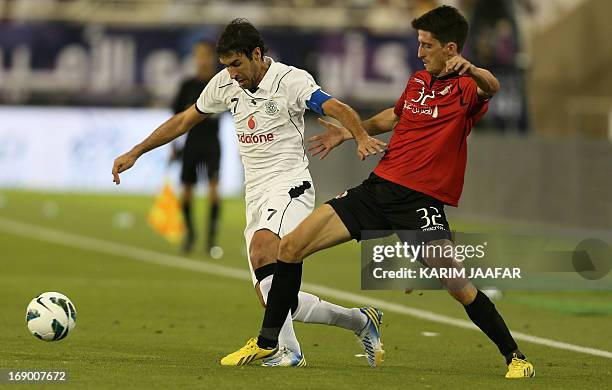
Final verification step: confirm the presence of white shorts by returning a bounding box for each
[244,180,315,285]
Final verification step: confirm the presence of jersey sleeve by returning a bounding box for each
[196,70,229,114]
[286,68,323,110]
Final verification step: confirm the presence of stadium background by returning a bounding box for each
[1,0,611,388]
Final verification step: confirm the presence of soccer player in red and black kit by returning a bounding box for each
[170,41,222,255]
[223,5,535,378]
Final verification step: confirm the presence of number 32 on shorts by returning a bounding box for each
[416,207,443,229]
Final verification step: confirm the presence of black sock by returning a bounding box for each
[254,263,276,283]
[182,200,193,238]
[207,201,220,249]
[464,290,521,364]
[257,260,302,349]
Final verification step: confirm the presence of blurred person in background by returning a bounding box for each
[170,41,222,256]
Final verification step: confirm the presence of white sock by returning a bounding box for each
[293,291,367,333]
[259,275,301,354]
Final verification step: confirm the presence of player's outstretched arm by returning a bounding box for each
[468,66,499,98]
[112,105,209,184]
[362,108,400,136]
[444,55,500,98]
[308,108,397,160]
[319,98,386,161]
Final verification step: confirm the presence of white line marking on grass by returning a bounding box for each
[1,216,611,360]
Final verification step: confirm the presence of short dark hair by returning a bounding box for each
[411,5,469,52]
[216,18,267,60]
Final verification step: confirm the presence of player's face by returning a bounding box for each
[417,30,453,76]
[219,49,263,91]
[193,43,216,75]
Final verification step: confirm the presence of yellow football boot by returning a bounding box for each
[505,355,535,378]
[220,338,277,366]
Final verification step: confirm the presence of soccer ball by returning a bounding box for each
[481,286,504,301]
[26,292,77,341]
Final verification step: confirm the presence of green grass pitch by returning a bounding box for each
[0,190,611,389]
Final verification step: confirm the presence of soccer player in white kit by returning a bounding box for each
[112,19,386,367]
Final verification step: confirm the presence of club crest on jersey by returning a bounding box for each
[247,115,257,130]
[335,191,348,199]
[438,84,452,96]
[264,100,280,116]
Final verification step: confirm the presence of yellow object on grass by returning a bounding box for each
[147,182,184,243]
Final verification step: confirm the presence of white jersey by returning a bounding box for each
[196,57,320,199]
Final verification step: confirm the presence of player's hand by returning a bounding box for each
[355,134,386,161]
[444,55,474,76]
[307,118,349,160]
[112,152,138,185]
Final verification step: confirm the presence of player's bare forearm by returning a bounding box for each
[445,56,500,98]
[468,66,500,97]
[322,98,369,142]
[361,108,399,137]
[309,107,391,160]
[131,105,208,158]
[320,98,386,160]
[338,108,398,141]
[112,105,208,184]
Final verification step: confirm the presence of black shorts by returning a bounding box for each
[327,173,451,243]
[180,144,221,185]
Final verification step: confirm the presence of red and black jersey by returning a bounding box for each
[373,70,489,206]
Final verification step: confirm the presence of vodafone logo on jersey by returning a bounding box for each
[237,132,275,144]
[247,115,257,130]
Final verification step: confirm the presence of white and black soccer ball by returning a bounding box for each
[481,286,504,301]
[26,292,77,341]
